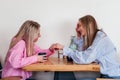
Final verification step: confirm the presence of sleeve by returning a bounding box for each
[8,40,38,68]
[73,37,83,51]
[63,37,104,64]
[34,45,54,57]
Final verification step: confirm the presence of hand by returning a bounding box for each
[76,31,81,39]
[37,56,46,63]
[49,44,57,51]
[55,43,64,50]
[76,24,81,39]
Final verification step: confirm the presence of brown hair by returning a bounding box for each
[79,15,99,50]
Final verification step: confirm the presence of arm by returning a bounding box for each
[8,40,38,68]
[63,36,105,64]
[34,45,54,57]
[63,46,98,64]
[70,36,83,51]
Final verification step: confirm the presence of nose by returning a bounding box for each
[38,33,41,37]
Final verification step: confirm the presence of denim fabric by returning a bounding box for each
[78,78,96,80]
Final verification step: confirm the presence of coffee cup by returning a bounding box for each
[38,52,47,60]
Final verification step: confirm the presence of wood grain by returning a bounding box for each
[22,57,100,72]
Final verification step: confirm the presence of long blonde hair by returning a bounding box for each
[79,15,99,50]
[9,20,40,57]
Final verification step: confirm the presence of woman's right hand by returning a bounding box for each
[55,43,64,50]
[37,56,46,63]
[76,24,81,39]
[49,44,57,51]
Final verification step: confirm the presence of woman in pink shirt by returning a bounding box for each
[2,20,55,80]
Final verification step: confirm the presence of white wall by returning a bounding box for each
[0,0,120,65]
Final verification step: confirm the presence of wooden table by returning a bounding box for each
[23,57,100,80]
[23,57,100,72]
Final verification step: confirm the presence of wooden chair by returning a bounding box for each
[0,76,21,80]
[96,78,120,80]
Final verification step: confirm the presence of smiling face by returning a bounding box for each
[78,15,99,50]
[76,21,86,37]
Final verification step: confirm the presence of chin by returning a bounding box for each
[33,39,38,42]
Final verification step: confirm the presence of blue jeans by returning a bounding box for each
[78,78,96,80]
[100,74,120,79]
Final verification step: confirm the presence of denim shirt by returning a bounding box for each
[63,31,120,77]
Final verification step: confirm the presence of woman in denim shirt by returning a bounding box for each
[55,15,120,79]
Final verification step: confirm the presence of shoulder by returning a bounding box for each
[94,31,107,42]
[91,31,107,47]
[93,31,116,48]
[96,31,106,38]
[11,40,26,49]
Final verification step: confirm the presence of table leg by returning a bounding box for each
[54,71,76,80]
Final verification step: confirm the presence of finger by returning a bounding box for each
[40,59,46,63]
[41,59,47,62]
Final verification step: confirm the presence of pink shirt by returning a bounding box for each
[2,40,54,80]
